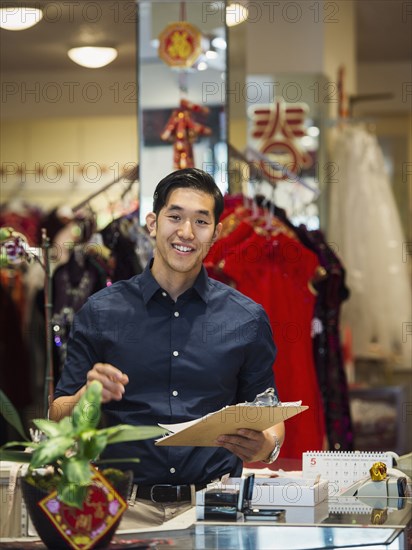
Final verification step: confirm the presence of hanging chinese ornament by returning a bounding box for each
[161,98,211,170]
[158,21,202,68]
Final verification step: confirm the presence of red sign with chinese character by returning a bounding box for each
[38,468,127,550]
[158,22,202,68]
[250,99,312,182]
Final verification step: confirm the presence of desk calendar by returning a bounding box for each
[302,451,395,495]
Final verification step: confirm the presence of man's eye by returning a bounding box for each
[196,219,208,225]
[169,215,180,221]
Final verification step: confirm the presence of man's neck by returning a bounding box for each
[151,263,200,302]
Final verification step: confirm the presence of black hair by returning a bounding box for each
[152,168,224,225]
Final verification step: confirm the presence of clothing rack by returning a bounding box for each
[245,146,320,197]
[228,143,264,183]
[348,93,394,117]
[72,164,139,213]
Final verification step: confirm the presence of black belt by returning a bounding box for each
[135,483,206,503]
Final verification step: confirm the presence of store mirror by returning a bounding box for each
[137,1,228,222]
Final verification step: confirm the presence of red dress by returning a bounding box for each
[205,218,254,284]
[220,225,326,458]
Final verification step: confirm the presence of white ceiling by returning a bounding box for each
[0,0,137,72]
[0,1,410,73]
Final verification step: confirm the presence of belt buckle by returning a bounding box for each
[150,484,179,503]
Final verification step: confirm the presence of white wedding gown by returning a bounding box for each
[328,125,411,369]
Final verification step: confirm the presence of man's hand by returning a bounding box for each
[86,363,129,403]
[215,428,277,463]
[49,363,129,422]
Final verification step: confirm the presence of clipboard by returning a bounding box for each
[155,402,308,447]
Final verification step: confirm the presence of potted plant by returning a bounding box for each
[0,381,165,549]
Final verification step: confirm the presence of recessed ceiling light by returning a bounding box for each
[0,6,43,31]
[205,49,218,60]
[307,126,320,137]
[211,37,227,50]
[226,3,248,27]
[67,47,118,69]
[197,61,208,71]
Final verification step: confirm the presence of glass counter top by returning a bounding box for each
[116,524,406,550]
[116,496,411,550]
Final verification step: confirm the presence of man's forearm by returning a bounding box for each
[266,421,285,447]
[49,387,86,421]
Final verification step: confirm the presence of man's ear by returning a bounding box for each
[211,222,223,244]
[146,212,157,237]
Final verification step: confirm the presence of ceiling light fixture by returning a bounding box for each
[0,6,43,31]
[226,2,248,27]
[205,48,218,60]
[211,36,227,50]
[196,61,208,71]
[67,47,118,69]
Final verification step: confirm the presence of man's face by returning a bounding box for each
[146,187,222,279]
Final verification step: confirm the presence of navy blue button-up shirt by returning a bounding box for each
[54,262,277,485]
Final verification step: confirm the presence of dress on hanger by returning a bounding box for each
[296,226,353,451]
[206,203,327,458]
[52,250,108,377]
[328,126,412,368]
[100,215,150,281]
[222,227,326,458]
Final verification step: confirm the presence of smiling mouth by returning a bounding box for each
[172,244,194,253]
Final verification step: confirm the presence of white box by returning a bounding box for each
[197,477,328,509]
[250,477,328,507]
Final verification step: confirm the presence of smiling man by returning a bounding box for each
[50,168,284,527]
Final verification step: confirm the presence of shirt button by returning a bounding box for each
[174,311,180,317]
[172,390,178,396]
[173,350,179,357]
[170,467,176,474]
[162,291,167,297]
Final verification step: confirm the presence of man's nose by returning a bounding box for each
[178,220,194,239]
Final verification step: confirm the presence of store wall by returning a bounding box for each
[1,115,137,210]
[1,69,137,119]
[245,1,356,97]
[357,62,411,115]
[0,67,138,210]
[356,60,412,243]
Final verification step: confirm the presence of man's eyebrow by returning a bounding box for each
[166,204,212,217]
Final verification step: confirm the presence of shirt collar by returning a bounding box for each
[140,259,210,304]
[192,265,210,303]
[140,259,161,305]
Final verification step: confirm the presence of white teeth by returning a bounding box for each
[173,244,192,252]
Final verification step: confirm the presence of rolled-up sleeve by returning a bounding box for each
[236,304,277,403]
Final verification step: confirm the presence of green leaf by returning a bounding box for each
[0,440,37,450]
[0,450,32,462]
[64,458,92,485]
[32,417,73,438]
[80,432,108,460]
[58,481,88,509]
[72,381,102,432]
[30,436,73,468]
[0,389,27,440]
[102,425,166,444]
[58,416,75,435]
